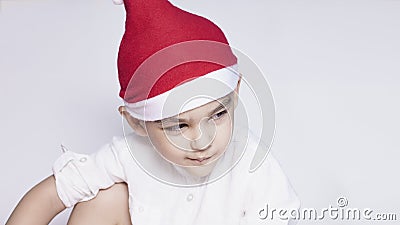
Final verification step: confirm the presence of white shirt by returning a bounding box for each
[53,126,300,225]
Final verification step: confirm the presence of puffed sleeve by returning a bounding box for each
[244,152,301,225]
[52,137,127,208]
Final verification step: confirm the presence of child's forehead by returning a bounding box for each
[154,93,233,123]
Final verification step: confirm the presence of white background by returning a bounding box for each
[1,0,399,224]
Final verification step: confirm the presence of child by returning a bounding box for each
[6,0,300,224]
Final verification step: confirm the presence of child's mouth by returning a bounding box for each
[186,155,214,165]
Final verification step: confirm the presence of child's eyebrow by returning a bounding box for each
[154,97,232,124]
[209,97,232,116]
[155,117,185,124]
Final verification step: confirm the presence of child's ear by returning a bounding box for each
[118,106,148,136]
[233,75,242,108]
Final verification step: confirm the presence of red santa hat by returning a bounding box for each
[114,0,240,121]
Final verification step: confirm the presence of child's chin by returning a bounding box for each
[184,161,217,178]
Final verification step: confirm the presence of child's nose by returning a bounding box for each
[189,118,216,151]
[190,134,212,151]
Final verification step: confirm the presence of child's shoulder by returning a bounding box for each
[231,125,272,172]
[108,132,150,154]
[233,125,295,187]
[236,128,301,211]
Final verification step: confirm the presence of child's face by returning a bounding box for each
[146,92,235,166]
[120,88,239,177]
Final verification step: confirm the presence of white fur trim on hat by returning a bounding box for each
[124,64,240,121]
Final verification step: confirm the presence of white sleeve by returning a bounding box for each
[244,152,301,225]
[52,138,127,208]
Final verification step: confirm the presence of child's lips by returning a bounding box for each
[186,155,214,165]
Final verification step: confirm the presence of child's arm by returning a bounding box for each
[6,137,127,224]
[6,175,65,225]
[67,183,131,225]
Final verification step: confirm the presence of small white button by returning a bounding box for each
[79,157,87,162]
[186,194,194,202]
[138,206,144,213]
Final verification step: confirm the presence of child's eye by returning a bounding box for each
[163,123,188,132]
[211,110,227,120]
